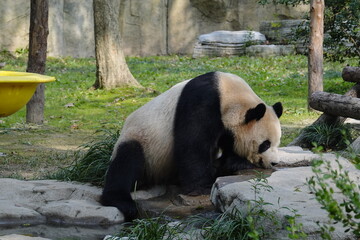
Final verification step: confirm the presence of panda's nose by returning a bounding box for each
[271,162,278,167]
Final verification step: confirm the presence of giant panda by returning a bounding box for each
[101,71,283,221]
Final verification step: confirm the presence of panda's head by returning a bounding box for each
[225,102,283,168]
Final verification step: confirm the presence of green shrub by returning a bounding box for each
[113,216,186,240]
[301,123,352,151]
[258,0,360,64]
[308,156,360,239]
[48,129,119,186]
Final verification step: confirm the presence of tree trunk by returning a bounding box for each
[93,0,141,89]
[288,83,360,147]
[342,67,360,83]
[308,0,324,109]
[26,0,49,124]
[309,91,360,119]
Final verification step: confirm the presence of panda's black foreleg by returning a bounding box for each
[174,137,218,195]
[101,140,145,221]
[214,131,257,176]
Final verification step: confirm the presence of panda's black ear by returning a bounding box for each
[245,103,266,124]
[273,102,283,118]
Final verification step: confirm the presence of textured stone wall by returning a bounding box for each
[0,0,307,57]
[0,0,95,58]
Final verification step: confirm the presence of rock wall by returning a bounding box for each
[0,0,307,57]
[0,0,95,58]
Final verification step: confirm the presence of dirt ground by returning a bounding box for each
[0,124,305,181]
[0,125,92,179]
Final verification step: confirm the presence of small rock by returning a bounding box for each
[246,44,296,57]
[131,185,166,200]
[64,103,75,108]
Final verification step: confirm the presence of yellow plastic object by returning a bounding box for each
[0,71,55,117]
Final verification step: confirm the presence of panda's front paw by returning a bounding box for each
[101,194,138,222]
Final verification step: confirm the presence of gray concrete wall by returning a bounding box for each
[0,0,307,57]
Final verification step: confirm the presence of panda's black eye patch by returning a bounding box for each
[258,140,271,153]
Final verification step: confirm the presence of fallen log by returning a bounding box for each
[342,66,360,83]
[309,91,360,119]
[288,83,360,147]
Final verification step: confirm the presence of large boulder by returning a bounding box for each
[193,30,266,58]
[211,147,359,239]
[0,179,123,226]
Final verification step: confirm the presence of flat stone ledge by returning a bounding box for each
[0,179,124,227]
[0,235,51,240]
[198,30,266,45]
[211,147,360,239]
[193,30,266,58]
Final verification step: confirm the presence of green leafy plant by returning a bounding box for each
[258,0,360,63]
[301,123,352,151]
[113,216,185,240]
[308,157,360,238]
[48,129,119,186]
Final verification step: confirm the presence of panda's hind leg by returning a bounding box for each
[101,140,145,221]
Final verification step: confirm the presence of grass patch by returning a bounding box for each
[301,123,353,151]
[47,129,119,186]
[0,52,357,179]
[1,54,355,132]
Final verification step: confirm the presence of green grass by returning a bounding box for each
[1,54,355,133]
[0,52,357,158]
[301,123,353,151]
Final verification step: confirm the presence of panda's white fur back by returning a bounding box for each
[112,71,281,180]
[103,71,283,220]
[113,80,190,182]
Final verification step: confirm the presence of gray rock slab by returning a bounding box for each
[260,19,308,43]
[211,147,359,239]
[0,235,51,240]
[193,30,266,58]
[0,224,124,240]
[193,42,246,58]
[0,200,45,226]
[0,179,123,227]
[277,146,318,167]
[37,199,122,225]
[246,44,296,57]
[198,30,266,45]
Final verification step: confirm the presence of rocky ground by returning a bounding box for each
[0,147,358,240]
